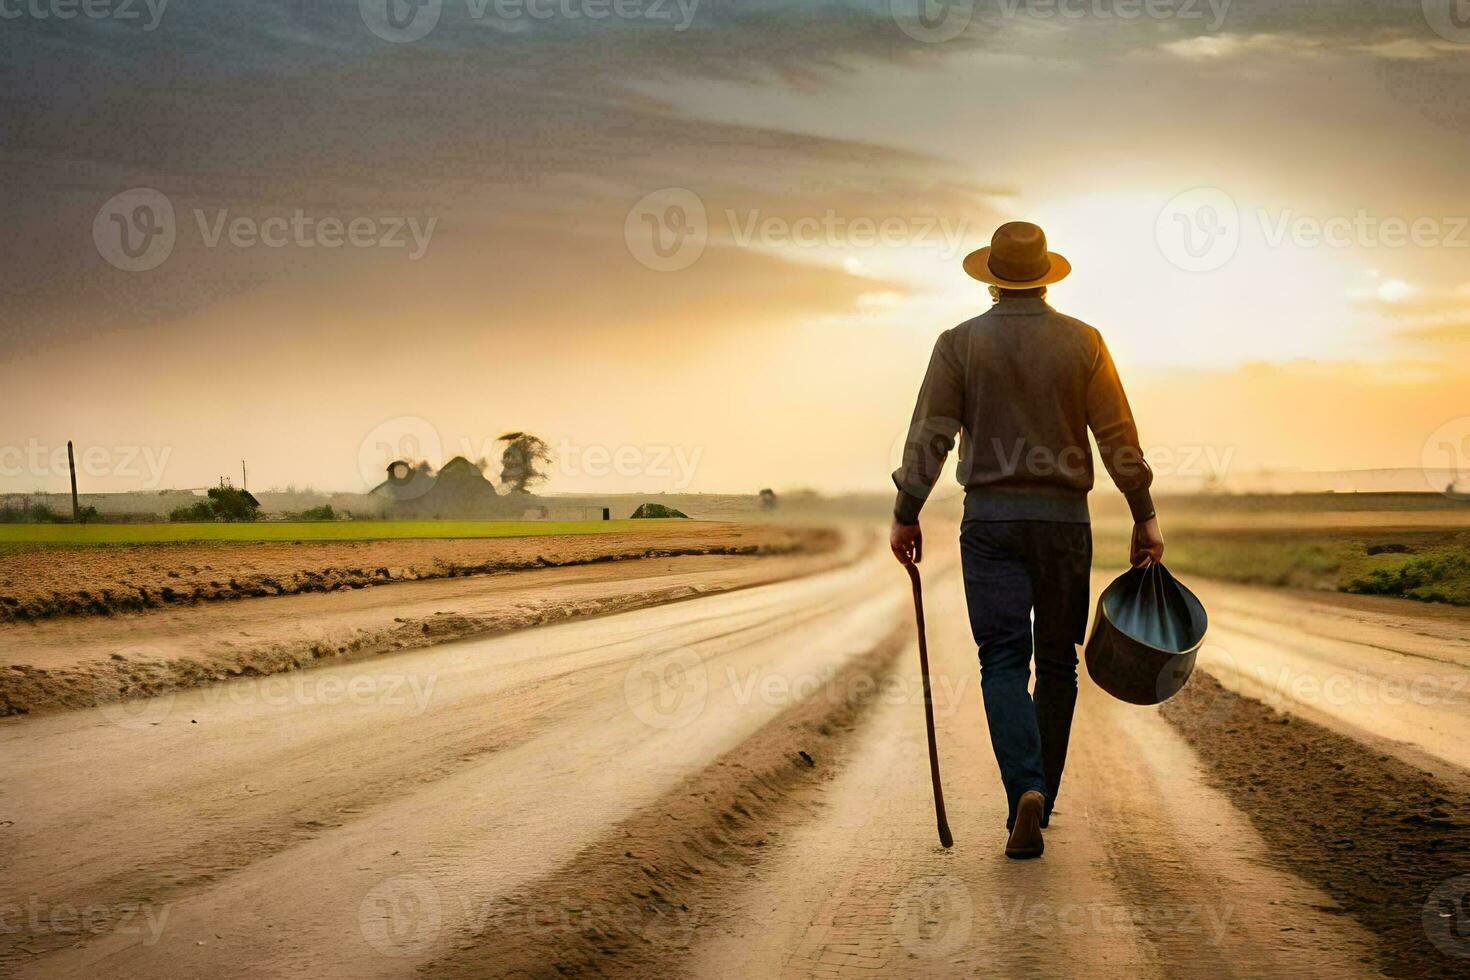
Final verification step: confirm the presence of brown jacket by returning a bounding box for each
[892,296,1154,525]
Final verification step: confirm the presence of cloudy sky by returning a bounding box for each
[2,0,1468,495]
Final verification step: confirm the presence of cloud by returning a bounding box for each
[1398,321,1470,344]
[1160,32,1324,60]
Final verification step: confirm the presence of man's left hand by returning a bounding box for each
[890,520,922,565]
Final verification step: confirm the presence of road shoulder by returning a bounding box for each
[0,525,856,719]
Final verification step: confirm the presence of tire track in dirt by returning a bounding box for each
[417,625,911,979]
[1161,672,1470,979]
[0,586,873,969]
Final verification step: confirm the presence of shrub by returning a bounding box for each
[170,501,215,522]
[1344,553,1470,606]
[0,501,63,523]
[298,504,335,521]
[630,502,689,519]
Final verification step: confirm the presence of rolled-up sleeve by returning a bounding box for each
[1086,334,1155,522]
[891,332,964,524]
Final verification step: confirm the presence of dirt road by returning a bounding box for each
[2,533,1464,977]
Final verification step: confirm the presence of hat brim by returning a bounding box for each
[963,247,1072,288]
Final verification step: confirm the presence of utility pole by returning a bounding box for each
[67,441,80,521]
[241,460,247,492]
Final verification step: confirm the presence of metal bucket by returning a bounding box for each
[1085,564,1208,705]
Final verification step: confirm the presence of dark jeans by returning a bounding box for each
[959,520,1092,828]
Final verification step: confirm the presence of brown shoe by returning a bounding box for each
[1005,790,1046,859]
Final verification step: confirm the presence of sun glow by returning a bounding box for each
[1023,191,1375,368]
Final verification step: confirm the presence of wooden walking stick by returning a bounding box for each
[904,562,954,849]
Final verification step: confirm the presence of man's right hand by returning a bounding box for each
[1130,516,1164,567]
[890,520,922,566]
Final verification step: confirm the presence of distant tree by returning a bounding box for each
[171,484,260,522]
[208,484,261,521]
[498,432,552,494]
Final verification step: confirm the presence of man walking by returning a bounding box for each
[889,221,1164,859]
